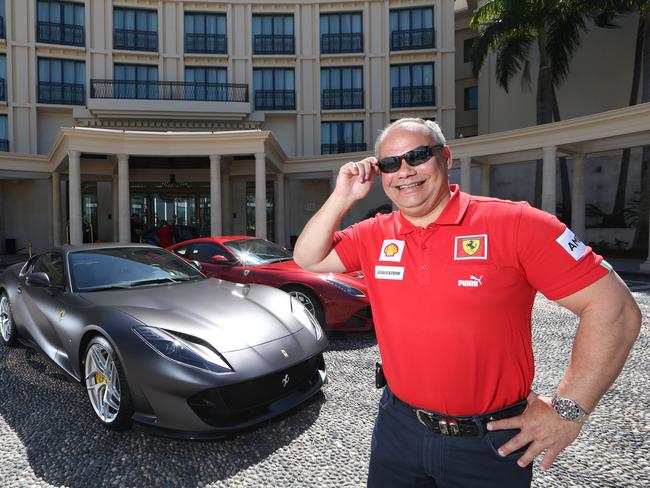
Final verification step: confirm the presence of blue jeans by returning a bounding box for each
[367,388,533,488]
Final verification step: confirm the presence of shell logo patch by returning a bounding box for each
[454,234,488,260]
[379,239,405,262]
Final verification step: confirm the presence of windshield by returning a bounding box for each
[69,247,205,292]
[223,239,293,266]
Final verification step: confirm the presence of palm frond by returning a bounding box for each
[546,10,588,86]
[496,35,535,92]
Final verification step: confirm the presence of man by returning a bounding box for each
[293,118,641,487]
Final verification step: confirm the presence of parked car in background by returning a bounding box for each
[168,236,373,332]
[0,244,327,438]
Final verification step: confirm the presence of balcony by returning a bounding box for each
[321,33,363,54]
[321,89,364,110]
[0,139,8,152]
[391,28,435,51]
[321,143,367,155]
[38,82,85,105]
[254,90,295,110]
[0,79,5,101]
[87,79,251,120]
[114,29,157,52]
[391,85,434,108]
[37,21,85,46]
[0,17,5,39]
[253,35,295,55]
[185,33,227,54]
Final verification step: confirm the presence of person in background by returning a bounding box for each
[293,118,641,487]
[156,220,175,248]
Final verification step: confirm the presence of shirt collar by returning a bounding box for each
[396,184,470,234]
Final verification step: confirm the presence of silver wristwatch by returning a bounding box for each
[551,395,590,424]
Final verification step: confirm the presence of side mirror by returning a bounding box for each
[210,255,230,265]
[26,272,52,287]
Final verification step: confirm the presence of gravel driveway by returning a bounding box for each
[0,292,648,488]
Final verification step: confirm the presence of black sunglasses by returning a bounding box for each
[377,145,445,173]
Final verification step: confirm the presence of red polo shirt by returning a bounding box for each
[333,185,609,415]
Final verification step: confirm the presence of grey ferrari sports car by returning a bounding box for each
[0,244,327,438]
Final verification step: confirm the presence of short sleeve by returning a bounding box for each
[333,224,362,272]
[516,204,609,300]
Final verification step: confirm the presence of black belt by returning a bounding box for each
[395,395,527,437]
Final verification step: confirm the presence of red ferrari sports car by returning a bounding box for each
[167,236,373,332]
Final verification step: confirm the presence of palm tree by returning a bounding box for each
[594,2,649,250]
[470,0,594,219]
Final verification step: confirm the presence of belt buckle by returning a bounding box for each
[416,410,459,436]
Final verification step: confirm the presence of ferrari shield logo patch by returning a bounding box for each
[454,235,488,260]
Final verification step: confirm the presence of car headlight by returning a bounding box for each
[133,326,233,374]
[290,297,323,340]
[323,277,366,297]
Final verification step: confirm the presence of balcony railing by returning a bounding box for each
[391,85,435,108]
[38,82,85,105]
[114,29,158,52]
[321,143,367,155]
[391,28,435,51]
[321,33,363,54]
[253,35,295,54]
[0,139,8,152]
[254,90,295,110]
[185,33,227,54]
[321,89,364,110]
[0,17,5,39]
[90,79,249,102]
[0,79,5,101]
[37,21,85,46]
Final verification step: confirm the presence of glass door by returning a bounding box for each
[245,181,274,241]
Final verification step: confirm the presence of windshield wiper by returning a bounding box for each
[128,277,177,287]
[82,284,131,292]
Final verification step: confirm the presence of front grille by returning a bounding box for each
[188,353,325,426]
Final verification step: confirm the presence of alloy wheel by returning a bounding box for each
[0,295,13,343]
[84,343,122,424]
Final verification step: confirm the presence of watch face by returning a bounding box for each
[555,398,581,420]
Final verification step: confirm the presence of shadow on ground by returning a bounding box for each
[0,343,325,488]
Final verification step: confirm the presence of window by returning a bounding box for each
[0,55,5,101]
[0,115,8,152]
[321,121,365,154]
[114,63,158,99]
[186,243,235,264]
[38,58,85,105]
[0,0,5,39]
[184,12,226,53]
[464,86,478,111]
[252,14,294,54]
[321,67,363,109]
[389,7,434,50]
[253,68,295,110]
[320,12,363,53]
[390,63,434,107]
[37,0,85,46]
[185,67,227,101]
[114,8,157,52]
[31,252,65,288]
[464,37,477,64]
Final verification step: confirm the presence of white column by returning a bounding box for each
[460,157,471,193]
[210,154,222,236]
[112,173,119,241]
[276,173,285,246]
[330,170,338,193]
[222,173,231,235]
[255,152,267,239]
[52,172,61,246]
[542,145,557,214]
[571,153,586,239]
[642,213,650,272]
[117,153,130,243]
[68,150,82,245]
[480,164,490,196]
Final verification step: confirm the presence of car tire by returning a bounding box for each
[0,292,18,347]
[83,336,134,431]
[284,286,325,328]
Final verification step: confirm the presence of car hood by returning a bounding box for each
[256,259,367,289]
[81,278,301,353]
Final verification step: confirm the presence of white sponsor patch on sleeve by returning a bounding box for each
[375,266,405,280]
[555,228,588,261]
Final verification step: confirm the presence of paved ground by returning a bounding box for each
[0,285,648,488]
